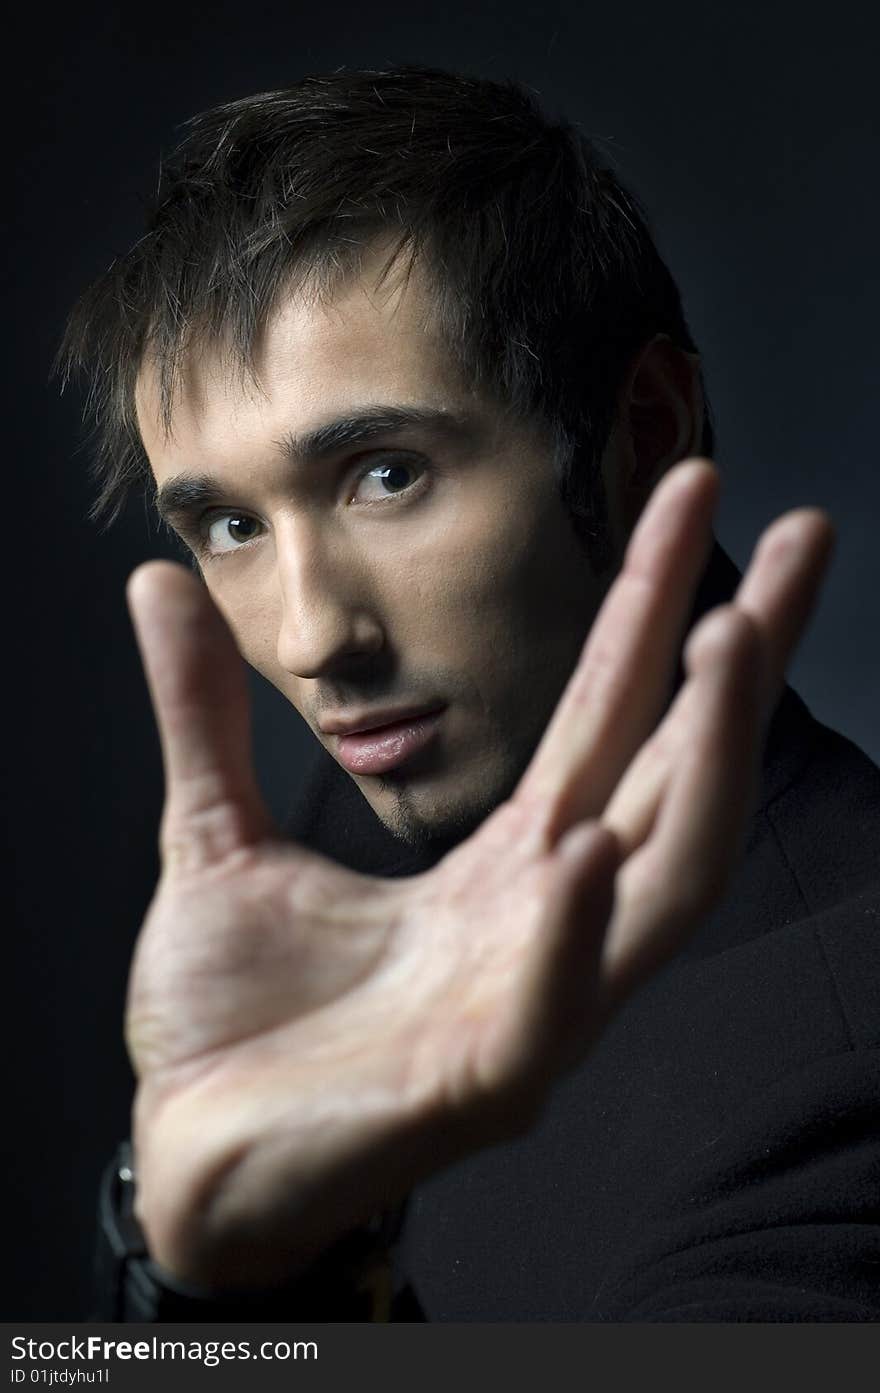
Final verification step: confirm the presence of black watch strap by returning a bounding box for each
[94,1142,398,1321]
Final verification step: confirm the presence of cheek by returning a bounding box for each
[207,580,292,691]
[390,492,587,653]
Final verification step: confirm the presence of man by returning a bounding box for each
[58,66,879,1320]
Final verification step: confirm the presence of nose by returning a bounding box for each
[273,516,385,679]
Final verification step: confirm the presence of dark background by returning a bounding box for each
[8,0,879,1319]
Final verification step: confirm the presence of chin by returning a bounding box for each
[375,765,517,851]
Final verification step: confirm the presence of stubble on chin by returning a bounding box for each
[373,782,469,850]
[375,759,521,853]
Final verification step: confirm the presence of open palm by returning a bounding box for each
[125,459,833,1289]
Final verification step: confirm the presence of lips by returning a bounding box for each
[332,707,445,776]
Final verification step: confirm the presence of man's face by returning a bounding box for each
[137,250,620,844]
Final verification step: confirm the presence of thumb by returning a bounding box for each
[127,560,273,873]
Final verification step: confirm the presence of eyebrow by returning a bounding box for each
[153,404,479,527]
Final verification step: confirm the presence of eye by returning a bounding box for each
[202,512,263,556]
[351,457,426,504]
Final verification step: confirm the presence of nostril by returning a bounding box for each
[276,613,388,681]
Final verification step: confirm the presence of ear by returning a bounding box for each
[604,334,706,544]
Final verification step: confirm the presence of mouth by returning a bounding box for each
[328,706,447,776]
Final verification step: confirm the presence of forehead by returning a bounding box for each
[135,249,482,475]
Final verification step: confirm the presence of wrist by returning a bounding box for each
[97,1143,400,1321]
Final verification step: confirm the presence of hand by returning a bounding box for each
[123,458,833,1290]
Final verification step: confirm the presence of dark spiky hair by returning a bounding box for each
[55,65,713,572]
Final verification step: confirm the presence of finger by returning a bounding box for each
[597,712,673,860]
[531,821,624,1070]
[516,458,720,845]
[596,507,835,863]
[734,507,835,727]
[476,822,622,1094]
[127,560,273,872]
[598,607,763,1012]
